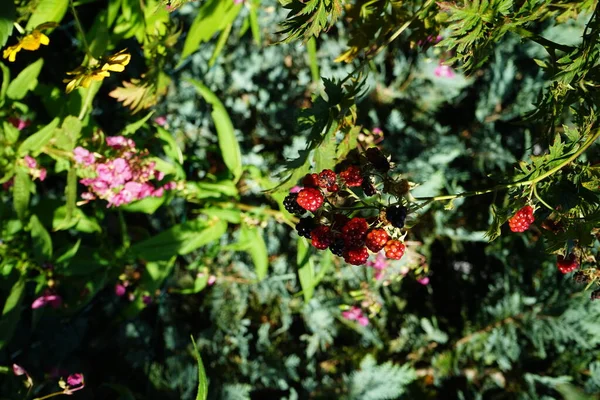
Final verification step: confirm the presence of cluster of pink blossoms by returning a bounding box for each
[23,155,47,181]
[73,136,176,207]
[342,306,369,326]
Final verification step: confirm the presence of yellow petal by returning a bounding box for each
[2,44,21,62]
[39,33,50,46]
[65,79,77,94]
[103,63,125,72]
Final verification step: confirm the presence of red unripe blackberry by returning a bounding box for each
[342,217,369,249]
[296,217,315,239]
[343,247,369,265]
[283,193,305,216]
[508,205,535,232]
[318,169,337,189]
[557,253,578,274]
[365,229,389,252]
[362,178,377,196]
[384,240,406,260]
[340,165,363,187]
[328,183,339,192]
[386,205,407,229]
[296,188,324,212]
[311,226,333,250]
[302,173,319,188]
[330,238,345,256]
[365,147,390,172]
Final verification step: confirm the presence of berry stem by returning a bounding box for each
[532,185,554,211]
[70,0,94,61]
[414,128,600,204]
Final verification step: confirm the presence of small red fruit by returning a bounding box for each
[508,205,535,232]
[340,165,363,187]
[344,247,369,265]
[311,226,333,250]
[296,188,324,212]
[557,253,578,274]
[384,240,406,260]
[302,173,319,188]
[365,229,389,252]
[342,217,369,249]
[318,169,337,189]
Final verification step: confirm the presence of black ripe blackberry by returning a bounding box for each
[296,217,316,239]
[573,271,589,284]
[283,193,304,216]
[362,178,377,196]
[386,204,407,228]
[329,238,345,256]
[592,289,600,301]
[365,147,390,173]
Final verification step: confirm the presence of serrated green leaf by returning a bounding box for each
[17,117,59,156]
[191,336,208,400]
[187,79,242,182]
[30,214,53,262]
[122,110,154,135]
[7,58,44,100]
[13,167,31,221]
[26,0,68,30]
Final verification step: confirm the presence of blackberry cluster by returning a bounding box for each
[508,205,535,232]
[282,146,414,267]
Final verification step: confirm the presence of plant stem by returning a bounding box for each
[70,0,94,60]
[414,128,600,204]
[13,22,25,34]
[78,85,95,120]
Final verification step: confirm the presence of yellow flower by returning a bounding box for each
[2,23,56,62]
[64,49,131,93]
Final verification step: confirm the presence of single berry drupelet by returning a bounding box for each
[557,253,578,274]
[508,205,535,232]
[365,147,390,172]
[330,237,345,256]
[318,169,337,189]
[302,173,320,188]
[384,240,406,260]
[342,217,369,249]
[386,204,407,228]
[283,193,304,216]
[340,165,363,187]
[344,247,369,265]
[365,229,389,252]
[311,226,333,250]
[592,290,600,301]
[296,188,324,212]
[362,178,377,196]
[296,217,316,239]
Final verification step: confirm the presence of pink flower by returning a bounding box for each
[73,147,96,166]
[66,373,84,387]
[234,0,244,4]
[418,34,442,46]
[367,252,388,280]
[207,275,217,285]
[342,306,369,326]
[372,128,383,135]
[290,186,302,194]
[31,294,62,309]
[12,364,27,376]
[9,117,30,131]
[24,155,37,168]
[38,168,47,182]
[154,116,167,126]
[3,178,14,190]
[106,136,134,149]
[417,277,430,285]
[163,181,177,190]
[434,64,455,78]
[142,295,152,305]
[115,283,126,297]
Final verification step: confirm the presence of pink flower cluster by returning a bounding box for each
[23,155,47,181]
[342,306,369,326]
[74,136,176,207]
[366,252,388,280]
[31,293,62,309]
